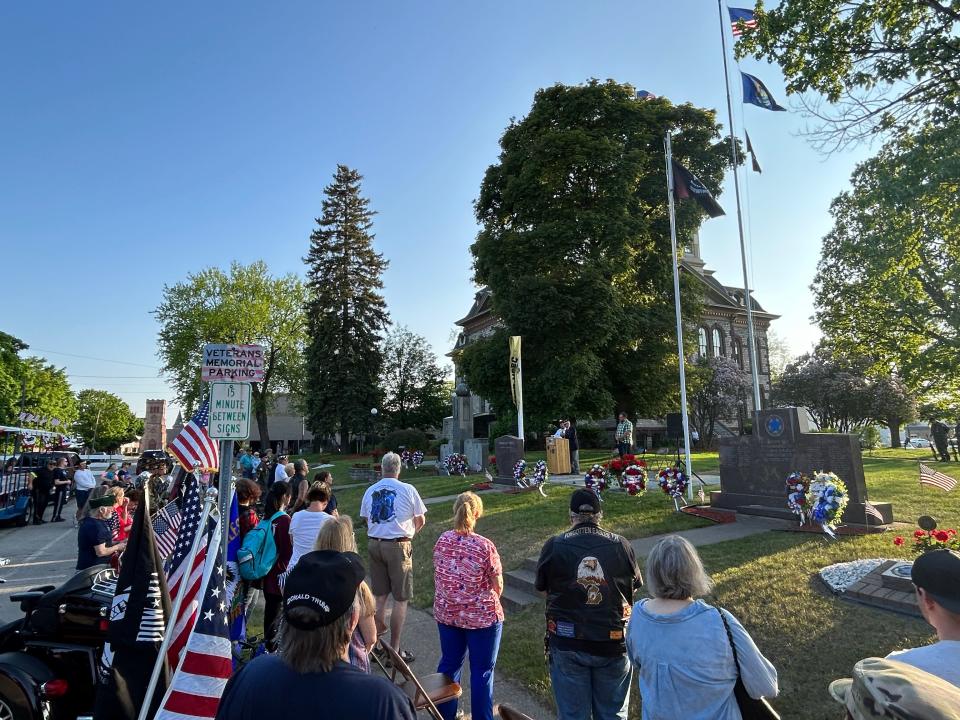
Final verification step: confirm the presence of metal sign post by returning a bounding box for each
[203,347,261,563]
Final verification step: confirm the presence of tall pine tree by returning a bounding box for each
[303,165,389,450]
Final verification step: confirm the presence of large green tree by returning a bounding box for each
[813,122,960,395]
[154,261,307,448]
[20,357,76,428]
[739,0,960,148]
[303,165,389,448]
[462,80,730,431]
[380,327,450,431]
[75,389,143,451]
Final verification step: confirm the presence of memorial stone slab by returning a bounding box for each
[439,443,452,474]
[464,437,488,473]
[494,435,524,485]
[713,408,893,525]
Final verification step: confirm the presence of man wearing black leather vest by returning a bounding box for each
[535,489,642,720]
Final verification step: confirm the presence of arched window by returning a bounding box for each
[712,328,722,358]
[732,339,743,369]
[698,328,708,357]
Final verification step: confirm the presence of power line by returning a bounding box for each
[68,374,159,379]
[27,348,161,370]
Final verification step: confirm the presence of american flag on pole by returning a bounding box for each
[152,499,182,560]
[728,7,758,37]
[165,474,211,670]
[167,400,219,472]
[920,463,958,492]
[155,536,232,720]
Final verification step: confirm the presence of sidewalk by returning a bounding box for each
[382,511,790,719]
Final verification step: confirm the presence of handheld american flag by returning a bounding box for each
[152,498,182,560]
[165,474,213,670]
[168,400,219,472]
[728,7,757,37]
[156,533,233,720]
[920,463,957,492]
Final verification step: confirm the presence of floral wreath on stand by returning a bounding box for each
[657,466,688,511]
[444,453,468,477]
[513,459,527,486]
[401,449,412,468]
[785,472,811,525]
[808,471,849,537]
[584,464,608,498]
[411,450,424,469]
[622,463,647,496]
[531,460,549,496]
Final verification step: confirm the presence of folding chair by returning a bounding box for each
[497,703,539,720]
[379,640,461,720]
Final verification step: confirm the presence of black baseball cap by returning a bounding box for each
[912,549,960,613]
[570,488,601,514]
[283,550,366,629]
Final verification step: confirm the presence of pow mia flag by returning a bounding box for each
[95,492,173,720]
[671,160,725,218]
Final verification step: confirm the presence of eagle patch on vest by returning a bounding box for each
[576,556,606,605]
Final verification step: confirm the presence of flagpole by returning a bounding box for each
[717,0,762,415]
[664,132,695,502]
[138,485,217,720]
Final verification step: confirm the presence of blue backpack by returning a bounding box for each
[237,511,286,581]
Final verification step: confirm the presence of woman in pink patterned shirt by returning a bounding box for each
[433,491,504,720]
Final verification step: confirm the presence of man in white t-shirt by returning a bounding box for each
[360,452,427,663]
[887,549,960,687]
[273,455,289,486]
[73,459,97,523]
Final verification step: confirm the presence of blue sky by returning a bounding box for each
[0,1,871,419]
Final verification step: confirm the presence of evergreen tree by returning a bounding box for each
[303,165,389,449]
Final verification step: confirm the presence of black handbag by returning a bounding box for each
[717,608,780,720]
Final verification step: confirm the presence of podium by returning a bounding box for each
[546,436,571,474]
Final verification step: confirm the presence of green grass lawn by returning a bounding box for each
[267,446,959,719]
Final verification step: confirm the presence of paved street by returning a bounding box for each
[0,503,80,625]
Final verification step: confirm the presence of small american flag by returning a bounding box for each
[864,501,884,524]
[168,400,219,472]
[107,510,121,541]
[920,463,957,492]
[165,475,211,670]
[728,7,758,37]
[152,499,182,559]
[156,541,232,720]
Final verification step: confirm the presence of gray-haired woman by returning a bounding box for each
[625,535,778,720]
[76,486,126,571]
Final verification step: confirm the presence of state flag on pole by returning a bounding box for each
[94,493,172,720]
[742,72,787,111]
[745,130,762,173]
[672,160,725,218]
[728,7,758,37]
[167,400,219,472]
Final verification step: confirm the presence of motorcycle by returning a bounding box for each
[0,566,114,719]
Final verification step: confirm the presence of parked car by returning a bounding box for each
[906,437,932,449]
[12,452,82,479]
[135,450,175,475]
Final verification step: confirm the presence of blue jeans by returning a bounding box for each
[549,648,631,720]
[436,621,502,720]
[617,443,631,458]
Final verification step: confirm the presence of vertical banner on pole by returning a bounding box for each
[509,336,524,443]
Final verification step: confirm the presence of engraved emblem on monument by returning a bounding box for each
[765,414,784,438]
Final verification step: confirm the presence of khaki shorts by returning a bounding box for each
[368,539,414,601]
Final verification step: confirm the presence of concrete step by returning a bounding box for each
[521,556,538,574]
[500,584,540,613]
[504,567,538,596]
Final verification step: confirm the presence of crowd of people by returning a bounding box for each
[52,446,960,719]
